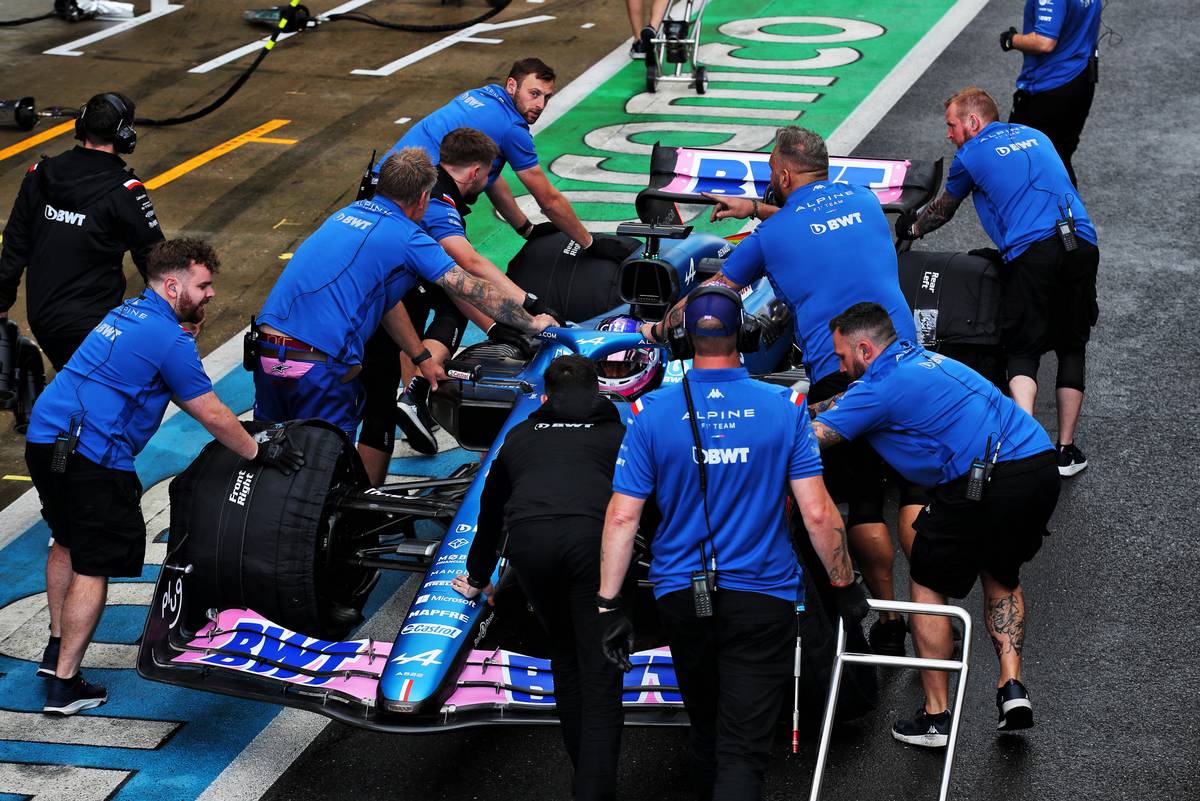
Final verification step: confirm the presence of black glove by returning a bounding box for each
[252,425,305,475]
[584,233,637,263]
[486,321,530,347]
[831,581,870,629]
[968,247,1003,263]
[895,211,919,241]
[1000,26,1018,52]
[526,221,560,240]
[598,608,634,672]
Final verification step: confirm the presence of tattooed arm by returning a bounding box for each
[639,271,743,344]
[810,419,847,449]
[808,393,842,419]
[789,476,854,586]
[435,265,553,335]
[911,192,965,238]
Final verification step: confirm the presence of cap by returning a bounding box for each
[685,288,742,337]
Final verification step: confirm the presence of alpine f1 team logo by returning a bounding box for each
[446,538,470,549]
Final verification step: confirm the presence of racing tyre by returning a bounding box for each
[694,65,708,95]
[167,419,378,640]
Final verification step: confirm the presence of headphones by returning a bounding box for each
[666,283,762,360]
[74,93,137,155]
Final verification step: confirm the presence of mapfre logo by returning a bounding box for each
[44,204,86,226]
[809,212,862,235]
[692,446,750,465]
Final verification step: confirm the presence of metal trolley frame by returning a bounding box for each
[810,599,973,801]
[644,0,709,94]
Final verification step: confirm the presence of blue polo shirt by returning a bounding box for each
[420,171,470,242]
[946,121,1097,261]
[817,341,1052,487]
[722,181,918,384]
[378,84,539,188]
[1017,0,1101,93]
[257,196,455,365]
[612,368,822,602]
[26,291,213,471]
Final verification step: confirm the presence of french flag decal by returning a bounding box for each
[789,390,806,406]
[631,399,644,417]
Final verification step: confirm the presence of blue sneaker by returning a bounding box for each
[43,674,107,716]
[892,707,951,748]
[996,678,1033,731]
[36,637,60,678]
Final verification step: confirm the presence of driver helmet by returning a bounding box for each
[595,314,662,400]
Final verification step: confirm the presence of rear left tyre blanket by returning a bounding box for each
[506,232,639,323]
[167,419,376,640]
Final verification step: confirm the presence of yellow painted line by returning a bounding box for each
[254,137,298,145]
[2,475,32,482]
[145,119,294,191]
[0,121,76,164]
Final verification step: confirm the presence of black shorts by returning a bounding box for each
[358,281,467,452]
[26,441,145,578]
[910,451,1059,598]
[1002,237,1100,360]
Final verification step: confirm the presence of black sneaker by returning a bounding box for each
[996,678,1033,731]
[37,637,60,678]
[396,376,438,455]
[43,673,107,716]
[869,616,908,657]
[629,37,646,59]
[1056,442,1087,477]
[892,707,951,748]
[640,26,657,69]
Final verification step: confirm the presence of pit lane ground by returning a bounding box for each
[0,0,1197,799]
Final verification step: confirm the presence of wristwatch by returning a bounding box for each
[411,348,433,366]
[595,593,622,610]
[467,575,489,590]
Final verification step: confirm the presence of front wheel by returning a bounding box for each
[694,65,708,95]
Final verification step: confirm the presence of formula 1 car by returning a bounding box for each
[138,145,995,733]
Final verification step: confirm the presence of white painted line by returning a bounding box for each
[43,3,182,57]
[827,0,989,154]
[352,15,555,77]
[533,40,632,134]
[0,763,130,801]
[581,22,595,29]
[0,709,180,749]
[190,0,377,74]
[395,116,412,125]
[707,72,835,86]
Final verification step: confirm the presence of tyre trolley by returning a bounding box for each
[810,599,973,801]
[643,0,709,94]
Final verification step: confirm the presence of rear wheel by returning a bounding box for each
[646,60,658,94]
[694,65,708,95]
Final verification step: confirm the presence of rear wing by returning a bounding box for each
[635,143,942,225]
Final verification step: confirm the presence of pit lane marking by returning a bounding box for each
[0,709,180,750]
[0,121,75,164]
[144,120,297,191]
[42,0,184,58]
[351,15,555,77]
[0,762,131,801]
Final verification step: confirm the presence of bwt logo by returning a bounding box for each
[692,447,750,465]
[454,523,477,534]
[44,204,86,226]
[336,213,372,230]
[809,212,862,235]
[995,139,1038,157]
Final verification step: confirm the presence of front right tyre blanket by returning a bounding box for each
[505,232,640,323]
[167,419,377,641]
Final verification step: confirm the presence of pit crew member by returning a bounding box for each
[901,87,1100,477]
[600,286,866,800]
[377,58,631,262]
[1000,0,1102,185]
[0,92,163,370]
[25,239,303,715]
[812,302,1059,746]
[677,125,923,657]
[358,128,548,474]
[454,355,625,801]
[253,148,555,440]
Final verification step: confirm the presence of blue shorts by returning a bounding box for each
[252,356,364,440]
